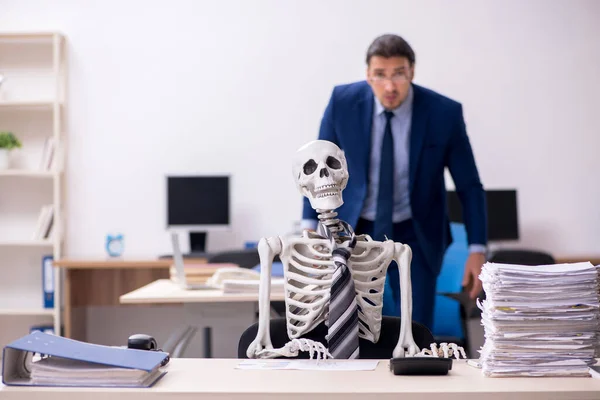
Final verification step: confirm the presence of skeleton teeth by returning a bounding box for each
[316,191,339,198]
[315,184,339,192]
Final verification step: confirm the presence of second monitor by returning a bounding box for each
[166,175,230,254]
[446,189,519,241]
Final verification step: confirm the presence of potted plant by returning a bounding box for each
[0,132,22,169]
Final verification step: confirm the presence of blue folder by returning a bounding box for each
[2,331,168,387]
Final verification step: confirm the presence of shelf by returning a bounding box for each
[0,240,53,247]
[0,308,54,316]
[0,170,55,178]
[0,32,63,42]
[0,101,57,110]
[0,31,65,339]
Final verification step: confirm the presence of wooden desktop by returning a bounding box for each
[2,358,600,399]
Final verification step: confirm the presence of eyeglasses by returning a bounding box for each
[369,72,409,84]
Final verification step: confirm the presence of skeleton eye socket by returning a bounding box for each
[303,159,318,175]
[326,156,341,169]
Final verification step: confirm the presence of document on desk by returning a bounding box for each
[236,360,379,371]
[478,261,600,377]
[221,278,285,294]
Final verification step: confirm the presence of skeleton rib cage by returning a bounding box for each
[280,232,395,344]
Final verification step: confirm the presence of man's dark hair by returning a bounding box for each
[366,34,415,66]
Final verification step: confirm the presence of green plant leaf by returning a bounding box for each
[0,132,22,150]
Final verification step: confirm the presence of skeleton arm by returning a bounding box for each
[246,236,282,358]
[392,243,419,358]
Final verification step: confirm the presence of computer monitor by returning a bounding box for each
[166,175,230,253]
[446,189,519,241]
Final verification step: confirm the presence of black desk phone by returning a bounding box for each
[389,357,453,375]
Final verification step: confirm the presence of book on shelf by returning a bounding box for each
[39,137,55,171]
[42,255,54,308]
[32,205,54,240]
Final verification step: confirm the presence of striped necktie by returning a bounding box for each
[317,222,359,359]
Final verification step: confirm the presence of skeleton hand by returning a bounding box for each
[257,339,332,360]
[246,335,274,359]
[414,342,467,359]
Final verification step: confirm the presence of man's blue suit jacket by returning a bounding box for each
[302,81,487,275]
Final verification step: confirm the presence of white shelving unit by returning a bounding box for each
[0,32,66,347]
[0,170,56,177]
[0,101,55,109]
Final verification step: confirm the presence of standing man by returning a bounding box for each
[302,34,487,330]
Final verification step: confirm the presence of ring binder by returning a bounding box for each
[2,331,169,387]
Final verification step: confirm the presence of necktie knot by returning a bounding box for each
[384,110,394,122]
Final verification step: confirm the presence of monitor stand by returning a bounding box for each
[158,231,209,260]
[189,232,207,253]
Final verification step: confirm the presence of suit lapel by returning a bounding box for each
[356,90,374,183]
[409,84,429,191]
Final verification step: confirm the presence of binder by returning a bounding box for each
[42,255,54,309]
[2,331,168,387]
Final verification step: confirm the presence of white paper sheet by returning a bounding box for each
[235,359,379,371]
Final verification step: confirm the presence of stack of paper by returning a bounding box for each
[478,261,600,377]
[29,356,163,387]
[169,263,235,284]
[221,278,285,294]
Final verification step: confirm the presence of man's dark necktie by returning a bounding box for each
[373,110,395,241]
[317,221,359,359]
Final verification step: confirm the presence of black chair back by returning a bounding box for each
[206,249,260,269]
[488,249,555,266]
[207,249,284,269]
[238,316,435,359]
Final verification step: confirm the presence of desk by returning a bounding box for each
[53,260,184,340]
[555,256,600,265]
[2,358,600,400]
[120,279,286,358]
[119,278,285,304]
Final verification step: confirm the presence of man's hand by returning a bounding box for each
[462,253,486,299]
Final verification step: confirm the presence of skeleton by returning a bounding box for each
[246,140,464,360]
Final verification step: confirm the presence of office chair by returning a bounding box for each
[238,316,435,359]
[206,249,261,269]
[206,248,283,269]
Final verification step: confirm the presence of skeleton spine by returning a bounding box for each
[316,209,343,239]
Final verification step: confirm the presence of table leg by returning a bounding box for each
[182,302,256,358]
[203,327,212,358]
[63,269,71,338]
[168,326,198,357]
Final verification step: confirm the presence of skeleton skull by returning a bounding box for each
[292,140,349,210]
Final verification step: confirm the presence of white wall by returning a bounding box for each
[1,0,599,354]
[2,0,599,257]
